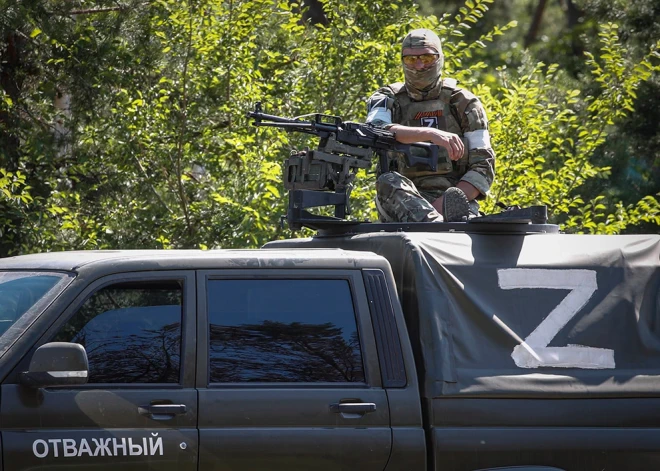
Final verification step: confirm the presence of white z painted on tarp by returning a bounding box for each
[498,268,615,369]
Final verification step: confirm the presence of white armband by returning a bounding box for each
[464,129,491,149]
[366,107,392,125]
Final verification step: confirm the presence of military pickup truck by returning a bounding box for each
[0,229,658,471]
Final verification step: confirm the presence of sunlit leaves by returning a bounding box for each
[2,0,658,256]
[480,21,660,233]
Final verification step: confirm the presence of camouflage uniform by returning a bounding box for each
[367,30,496,222]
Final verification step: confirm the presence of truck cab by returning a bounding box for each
[0,249,421,470]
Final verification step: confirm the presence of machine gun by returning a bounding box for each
[247,103,440,230]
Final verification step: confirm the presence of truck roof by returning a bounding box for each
[0,248,388,274]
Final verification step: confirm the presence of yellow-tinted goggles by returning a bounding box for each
[402,53,439,66]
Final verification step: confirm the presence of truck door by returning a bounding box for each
[0,271,198,471]
[197,269,392,471]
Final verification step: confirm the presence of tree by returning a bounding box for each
[0,0,657,256]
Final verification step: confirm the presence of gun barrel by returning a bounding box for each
[247,111,303,124]
[254,122,315,130]
[251,120,340,136]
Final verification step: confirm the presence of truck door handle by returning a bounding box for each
[138,404,187,417]
[329,402,376,414]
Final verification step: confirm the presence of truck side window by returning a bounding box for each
[52,281,183,384]
[208,279,365,383]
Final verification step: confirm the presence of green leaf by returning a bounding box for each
[266,184,280,198]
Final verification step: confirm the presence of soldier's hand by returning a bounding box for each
[430,129,464,161]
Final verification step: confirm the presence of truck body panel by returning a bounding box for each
[0,232,657,470]
[266,232,660,470]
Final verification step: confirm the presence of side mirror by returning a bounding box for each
[19,342,89,388]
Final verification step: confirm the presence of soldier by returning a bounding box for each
[366,28,495,222]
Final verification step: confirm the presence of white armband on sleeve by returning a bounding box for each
[464,129,491,149]
[366,107,392,125]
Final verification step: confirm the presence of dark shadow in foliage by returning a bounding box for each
[292,0,329,26]
[209,320,364,383]
[53,283,183,384]
[0,32,25,172]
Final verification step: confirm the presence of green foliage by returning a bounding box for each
[477,22,660,233]
[0,0,657,256]
[0,169,32,249]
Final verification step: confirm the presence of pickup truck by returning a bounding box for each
[0,229,658,471]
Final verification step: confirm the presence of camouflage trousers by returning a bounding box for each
[375,172,479,223]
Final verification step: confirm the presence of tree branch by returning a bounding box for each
[70,7,125,15]
[524,0,547,48]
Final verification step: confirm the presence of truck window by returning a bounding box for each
[52,281,183,384]
[207,279,365,383]
[0,272,69,338]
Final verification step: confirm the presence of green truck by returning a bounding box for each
[0,228,658,471]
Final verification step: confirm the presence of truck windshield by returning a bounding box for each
[0,272,72,339]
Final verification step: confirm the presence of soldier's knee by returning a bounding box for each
[376,172,396,199]
[377,171,400,186]
[376,171,411,194]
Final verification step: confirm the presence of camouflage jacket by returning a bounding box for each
[366,78,495,196]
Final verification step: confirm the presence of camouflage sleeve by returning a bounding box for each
[366,87,397,128]
[451,89,496,196]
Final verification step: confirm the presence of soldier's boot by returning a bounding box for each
[442,187,470,222]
